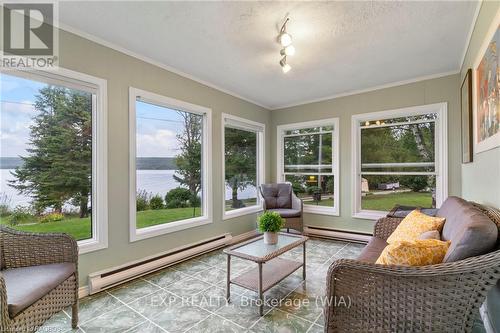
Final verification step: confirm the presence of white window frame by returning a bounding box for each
[129,87,212,242]
[221,113,265,220]
[1,67,109,254]
[276,118,340,216]
[351,103,448,220]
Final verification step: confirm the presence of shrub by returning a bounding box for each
[9,206,34,226]
[189,194,201,208]
[258,211,284,233]
[307,186,321,195]
[401,176,428,192]
[150,195,164,210]
[0,193,11,217]
[39,212,64,223]
[136,189,151,211]
[165,187,192,207]
[166,199,186,209]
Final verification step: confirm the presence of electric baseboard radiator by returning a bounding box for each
[88,233,232,294]
[304,226,371,244]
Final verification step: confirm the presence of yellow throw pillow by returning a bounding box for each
[386,210,445,244]
[376,239,451,266]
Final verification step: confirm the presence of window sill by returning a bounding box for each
[130,216,212,242]
[303,205,339,216]
[223,206,263,220]
[78,238,108,254]
[352,210,387,221]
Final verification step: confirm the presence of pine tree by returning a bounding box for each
[224,127,257,208]
[173,112,202,198]
[9,86,92,217]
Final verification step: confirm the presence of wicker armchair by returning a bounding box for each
[260,183,303,233]
[0,226,79,332]
[325,209,500,332]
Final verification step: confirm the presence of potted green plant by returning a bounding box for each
[258,211,285,245]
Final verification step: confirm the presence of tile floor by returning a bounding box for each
[37,237,362,333]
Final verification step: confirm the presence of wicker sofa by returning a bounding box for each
[325,197,500,332]
[0,226,79,332]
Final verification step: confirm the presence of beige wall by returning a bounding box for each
[460,1,500,208]
[57,29,271,285]
[270,74,461,234]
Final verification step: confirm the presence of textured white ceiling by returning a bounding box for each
[58,1,479,109]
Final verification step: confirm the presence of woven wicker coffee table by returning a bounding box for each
[223,233,308,315]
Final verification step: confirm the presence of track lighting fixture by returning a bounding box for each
[278,18,294,73]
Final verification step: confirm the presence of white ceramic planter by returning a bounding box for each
[263,231,278,245]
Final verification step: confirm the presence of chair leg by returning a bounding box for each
[71,302,78,329]
[287,228,289,233]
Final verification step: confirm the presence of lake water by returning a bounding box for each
[0,169,256,209]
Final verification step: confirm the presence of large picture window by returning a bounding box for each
[352,103,447,219]
[129,88,212,241]
[222,114,265,219]
[277,118,339,215]
[0,69,108,253]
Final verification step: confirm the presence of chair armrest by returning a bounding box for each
[325,253,500,332]
[0,226,78,269]
[372,217,403,241]
[0,272,9,329]
[291,193,303,212]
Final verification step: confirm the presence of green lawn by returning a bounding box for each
[298,192,432,211]
[0,207,202,241]
[361,191,432,211]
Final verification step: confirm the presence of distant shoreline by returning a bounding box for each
[0,157,178,170]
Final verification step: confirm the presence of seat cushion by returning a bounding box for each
[260,183,292,209]
[438,196,498,262]
[376,239,450,266]
[357,237,388,263]
[267,208,302,218]
[3,263,76,318]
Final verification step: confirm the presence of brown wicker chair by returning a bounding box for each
[324,203,500,333]
[0,226,79,332]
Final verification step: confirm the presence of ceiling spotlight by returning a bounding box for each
[279,32,292,47]
[280,57,291,73]
[280,45,296,56]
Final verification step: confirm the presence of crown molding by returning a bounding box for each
[270,70,460,110]
[459,0,482,72]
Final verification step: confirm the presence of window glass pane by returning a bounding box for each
[360,175,436,211]
[135,100,203,229]
[224,127,258,211]
[0,73,93,241]
[359,113,437,127]
[361,121,435,172]
[285,174,335,208]
[284,133,333,173]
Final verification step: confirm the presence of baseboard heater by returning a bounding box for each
[304,226,371,244]
[88,233,232,294]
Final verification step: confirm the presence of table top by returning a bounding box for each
[223,233,308,263]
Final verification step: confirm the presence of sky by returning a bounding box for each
[0,73,185,159]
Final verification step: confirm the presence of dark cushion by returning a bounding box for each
[260,183,292,209]
[267,208,302,218]
[438,196,498,262]
[357,237,388,263]
[3,263,76,318]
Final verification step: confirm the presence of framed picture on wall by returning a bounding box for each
[472,10,500,154]
[461,69,473,163]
